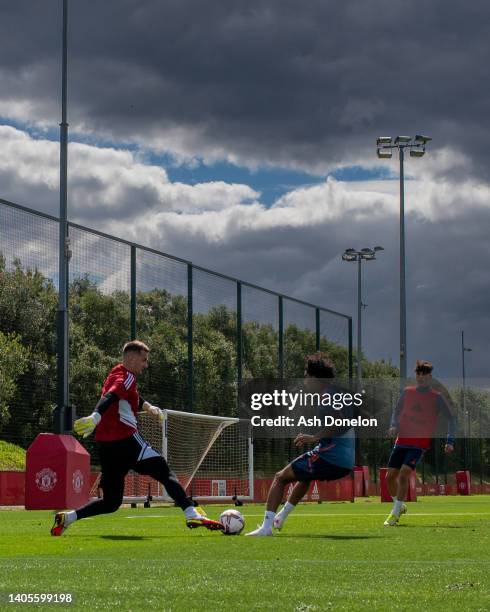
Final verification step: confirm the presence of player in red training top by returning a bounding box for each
[51,340,222,536]
[384,360,456,526]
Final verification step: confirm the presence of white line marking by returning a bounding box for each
[125,512,490,519]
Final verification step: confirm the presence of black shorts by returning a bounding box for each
[388,445,425,470]
[98,432,166,487]
[291,453,351,482]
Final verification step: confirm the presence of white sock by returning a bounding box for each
[263,511,275,530]
[184,506,201,519]
[393,499,404,515]
[64,510,77,527]
[280,501,296,517]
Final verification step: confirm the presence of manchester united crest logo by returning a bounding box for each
[35,467,57,492]
[72,469,84,493]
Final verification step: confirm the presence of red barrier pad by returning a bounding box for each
[456,470,471,495]
[0,471,25,505]
[25,433,90,510]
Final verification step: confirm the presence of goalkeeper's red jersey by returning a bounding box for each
[95,364,139,442]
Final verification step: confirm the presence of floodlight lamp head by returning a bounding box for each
[394,136,412,144]
[414,134,432,144]
[377,148,392,159]
[342,253,357,262]
[376,136,392,145]
[345,248,356,254]
[361,248,373,253]
[373,246,384,252]
[410,148,425,158]
[362,253,376,261]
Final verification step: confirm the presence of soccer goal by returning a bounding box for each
[118,409,253,504]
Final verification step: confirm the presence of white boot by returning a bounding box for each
[245,525,273,536]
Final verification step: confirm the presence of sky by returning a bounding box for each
[0,0,489,378]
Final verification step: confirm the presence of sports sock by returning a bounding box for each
[64,510,77,527]
[263,511,275,530]
[393,499,404,515]
[279,501,296,517]
[184,506,201,519]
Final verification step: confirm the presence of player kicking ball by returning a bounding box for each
[51,340,223,536]
[383,360,456,527]
[246,352,354,536]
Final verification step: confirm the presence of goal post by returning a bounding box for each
[118,409,253,504]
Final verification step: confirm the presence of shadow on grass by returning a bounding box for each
[98,533,207,540]
[398,525,470,529]
[100,535,148,541]
[277,534,382,540]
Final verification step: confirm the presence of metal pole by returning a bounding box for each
[462,330,468,470]
[130,246,136,340]
[315,308,320,352]
[278,296,284,379]
[55,0,69,434]
[236,282,242,385]
[357,256,362,382]
[399,147,407,380]
[187,264,193,411]
[348,318,353,380]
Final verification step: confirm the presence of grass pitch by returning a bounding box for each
[0,497,489,611]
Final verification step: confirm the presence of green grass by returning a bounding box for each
[0,497,489,611]
[0,440,26,470]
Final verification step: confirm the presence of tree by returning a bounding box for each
[0,332,30,428]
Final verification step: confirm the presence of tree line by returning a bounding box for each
[1,255,488,479]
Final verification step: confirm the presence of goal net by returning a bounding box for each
[111,409,253,503]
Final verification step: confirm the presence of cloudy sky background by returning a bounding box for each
[1,0,489,377]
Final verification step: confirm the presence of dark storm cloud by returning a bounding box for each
[1,1,489,380]
[125,204,488,378]
[1,1,489,174]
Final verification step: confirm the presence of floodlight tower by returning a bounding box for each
[342,246,384,382]
[376,135,432,379]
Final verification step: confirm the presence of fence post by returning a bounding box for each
[278,296,284,379]
[187,264,193,411]
[237,281,242,399]
[130,246,136,340]
[315,308,320,351]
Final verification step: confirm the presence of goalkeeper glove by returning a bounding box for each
[74,412,101,438]
[147,405,164,423]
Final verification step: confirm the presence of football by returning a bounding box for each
[219,509,245,535]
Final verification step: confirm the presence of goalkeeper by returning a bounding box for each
[51,340,222,535]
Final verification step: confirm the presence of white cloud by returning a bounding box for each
[0,126,260,219]
[1,124,490,376]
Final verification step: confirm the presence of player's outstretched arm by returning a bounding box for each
[73,391,118,437]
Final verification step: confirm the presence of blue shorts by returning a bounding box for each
[291,451,351,482]
[388,446,424,470]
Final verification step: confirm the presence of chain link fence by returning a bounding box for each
[0,198,352,475]
[2,197,488,485]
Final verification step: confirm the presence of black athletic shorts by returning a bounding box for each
[98,431,166,487]
[387,445,425,470]
[291,453,351,482]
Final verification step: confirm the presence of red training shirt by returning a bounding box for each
[95,364,140,442]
